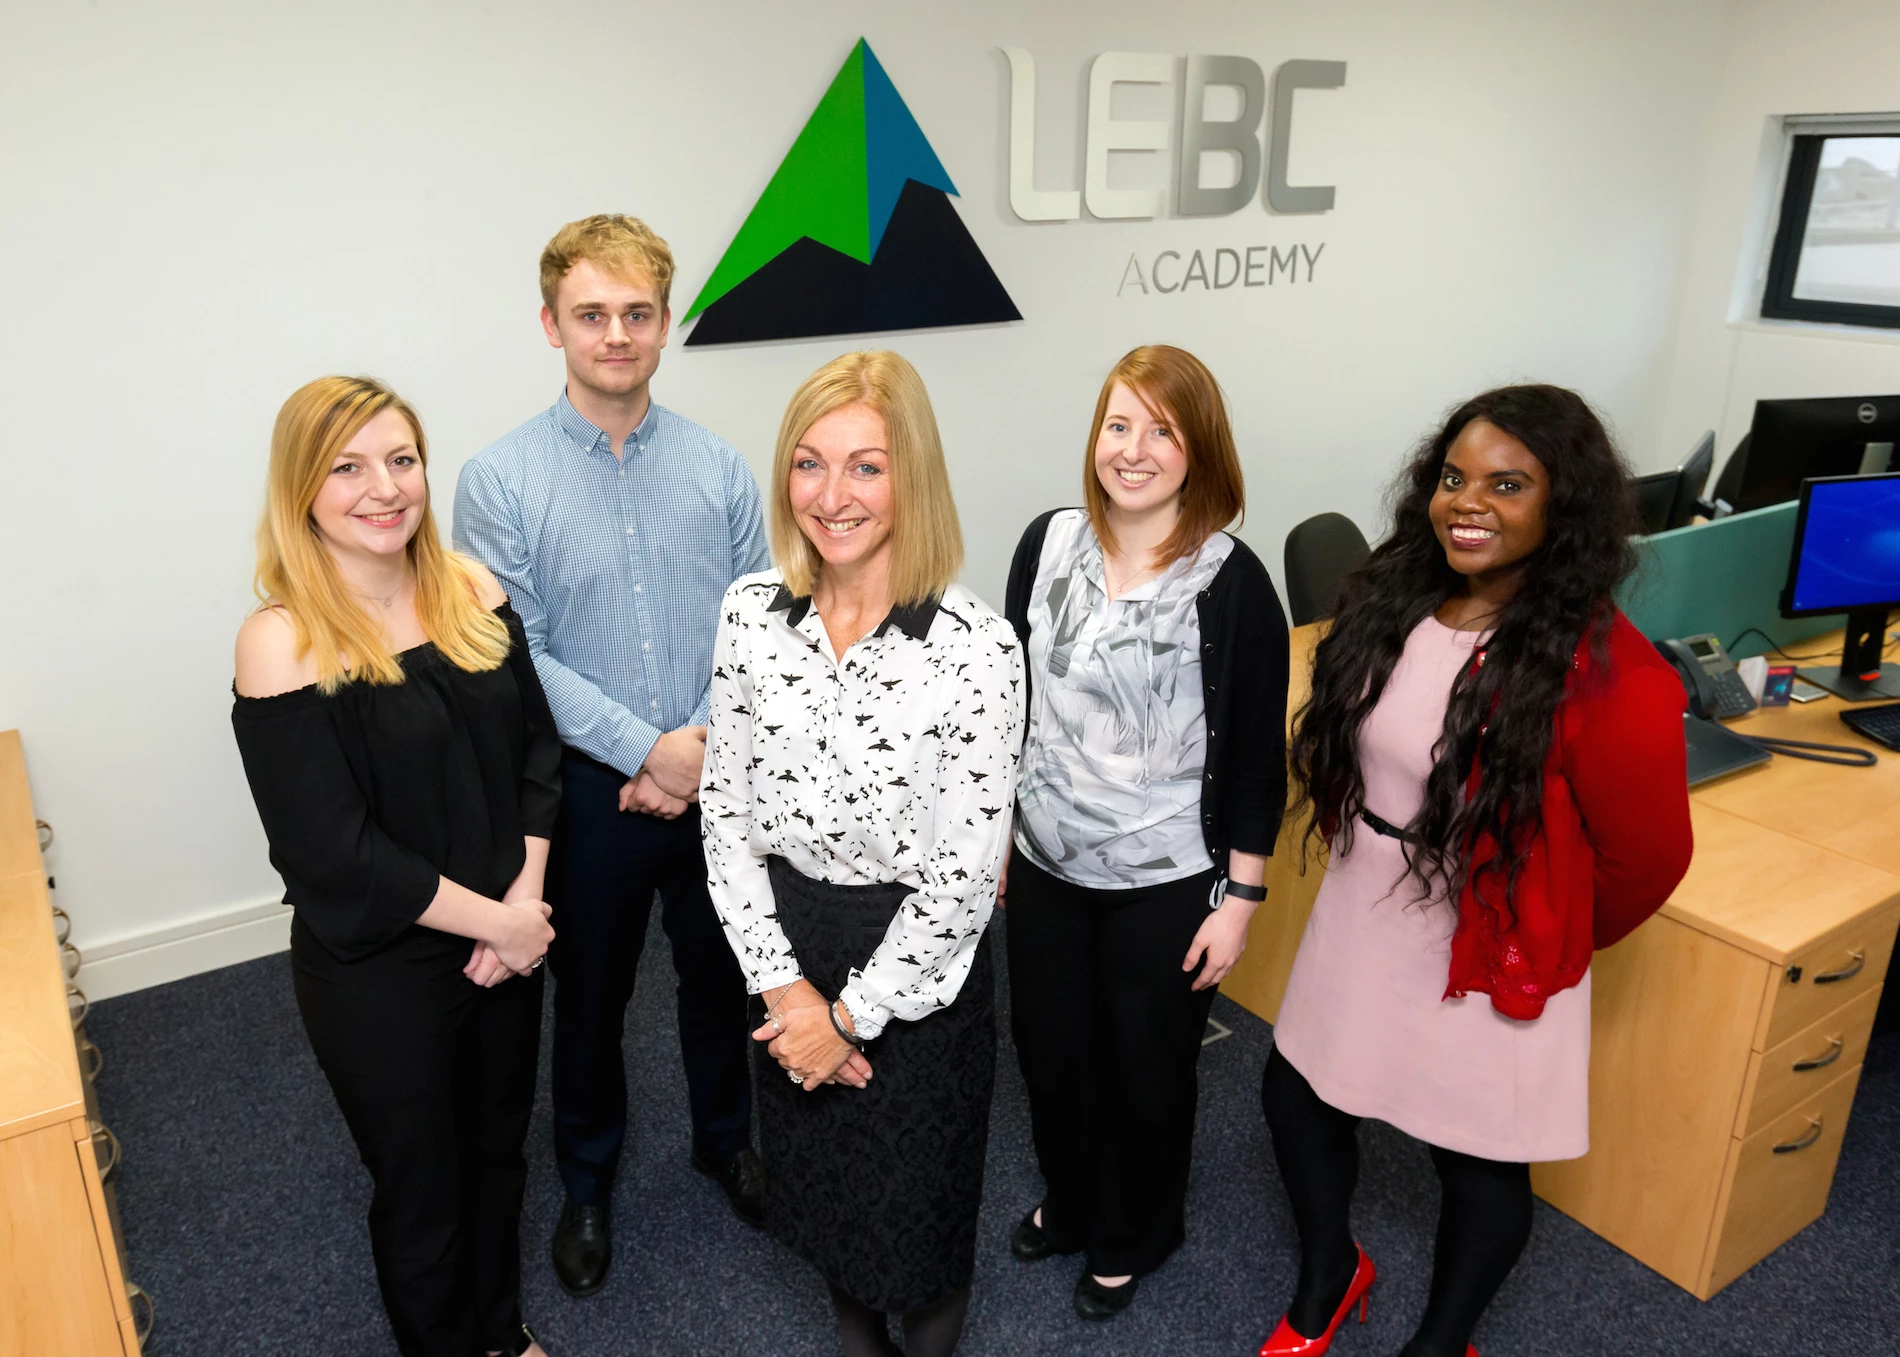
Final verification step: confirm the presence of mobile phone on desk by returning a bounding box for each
[1789,679,1829,703]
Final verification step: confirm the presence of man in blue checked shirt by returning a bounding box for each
[454,214,771,1299]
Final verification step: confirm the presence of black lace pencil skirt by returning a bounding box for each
[756,855,997,1312]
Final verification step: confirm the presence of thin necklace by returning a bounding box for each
[354,579,408,609]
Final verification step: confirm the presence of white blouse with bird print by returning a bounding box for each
[700,570,1026,1040]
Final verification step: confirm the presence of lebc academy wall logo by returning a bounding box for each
[684,39,1021,346]
[1004,50,1344,297]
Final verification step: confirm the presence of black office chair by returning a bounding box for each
[1284,512,1371,627]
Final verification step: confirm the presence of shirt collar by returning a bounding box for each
[553,389,663,459]
[767,585,942,642]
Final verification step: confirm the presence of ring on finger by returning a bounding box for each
[787,1068,802,1083]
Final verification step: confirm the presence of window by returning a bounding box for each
[1762,130,1900,330]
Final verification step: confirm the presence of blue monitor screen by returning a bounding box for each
[1790,476,1900,613]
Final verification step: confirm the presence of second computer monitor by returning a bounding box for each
[1735,395,1900,512]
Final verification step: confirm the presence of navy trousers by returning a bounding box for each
[547,750,753,1205]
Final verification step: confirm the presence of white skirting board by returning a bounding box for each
[71,896,293,1003]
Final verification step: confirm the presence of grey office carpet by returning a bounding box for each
[87,911,1897,1357]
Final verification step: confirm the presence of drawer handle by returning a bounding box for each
[61,940,82,980]
[128,1282,154,1344]
[1811,950,1865,985]
[67,983,89,1031]
[1772,1116,1824,1154]
[51,905,71,945]
[1792,1037,1844,1073]
[89,1119,122,1182]
[77,1034,104,1081]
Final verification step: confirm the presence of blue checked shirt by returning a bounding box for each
[453,391,771,779]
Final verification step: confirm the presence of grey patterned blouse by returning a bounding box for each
[1014,509,1233,889]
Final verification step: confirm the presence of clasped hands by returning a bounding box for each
[464,896,555,988]
[619,725,708,819]
[755,979,873,1092]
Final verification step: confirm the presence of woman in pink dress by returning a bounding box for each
[1259,386,1694,1357]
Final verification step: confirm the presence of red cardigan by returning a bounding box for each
[1445,611,1694,1019]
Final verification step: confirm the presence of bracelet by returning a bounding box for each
[1223,880,1267,903]
[766,986,793,1032]
[829,999,864,1048]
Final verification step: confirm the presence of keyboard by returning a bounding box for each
[1841,702,1900,752]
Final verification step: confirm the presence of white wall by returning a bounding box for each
[1656,0,1900,477]
[0,0,1736,994]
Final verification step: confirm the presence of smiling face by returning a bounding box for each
[1093,381,1188,518]
[1429,418,1551,583]
[540,258,670,403]
[788,402,895,579]
[308,407,426,560]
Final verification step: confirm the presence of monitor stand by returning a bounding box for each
[1796,606,1900,701]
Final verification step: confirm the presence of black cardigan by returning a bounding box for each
[1003,508,1291,867]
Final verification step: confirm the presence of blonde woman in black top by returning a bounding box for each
[232,377,558,1357]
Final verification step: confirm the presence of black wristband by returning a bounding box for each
[829,999,865,1047]
[1223,880,1267,903]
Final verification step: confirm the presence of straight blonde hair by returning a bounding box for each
[770,351,963,604]
[255,376,510,692]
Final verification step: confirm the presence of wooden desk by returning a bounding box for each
[1218,628,1900,1299]
[0,731,142,1355]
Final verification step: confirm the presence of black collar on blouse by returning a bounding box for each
[767,584,943,641]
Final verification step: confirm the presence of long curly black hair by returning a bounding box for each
[1289,384,1641,912]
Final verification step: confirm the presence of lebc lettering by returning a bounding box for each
[1002,50,1346,221]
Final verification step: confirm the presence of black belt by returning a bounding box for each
[1360,807,1424,846]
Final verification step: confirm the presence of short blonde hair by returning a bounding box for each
[539,214,676,312]
[770,351,964,604]
[255,376,510,691]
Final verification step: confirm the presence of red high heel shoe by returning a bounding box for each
[1257,1245,1376,1355]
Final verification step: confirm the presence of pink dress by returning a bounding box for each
[1274,616,1591,1162]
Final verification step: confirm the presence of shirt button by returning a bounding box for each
[643,642,651,651]
[625,526,635,535]
[650,700,659,709]
[634,584,644,593]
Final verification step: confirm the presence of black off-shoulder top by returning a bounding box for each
[231,602,562,963]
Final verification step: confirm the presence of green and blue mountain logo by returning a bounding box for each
[683,39,1021,346]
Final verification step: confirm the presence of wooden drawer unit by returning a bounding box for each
[1735,986,1881,1139]
[0,731,140,1355]
[1533,802,1899,1299]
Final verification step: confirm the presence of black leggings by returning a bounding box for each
[828,1283,971,1357]
[1260,1047,1532,1357]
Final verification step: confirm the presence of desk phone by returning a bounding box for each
[1679,633,1757,719]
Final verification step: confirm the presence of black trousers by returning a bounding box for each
[1260,1046,1534,1355]
[547,750,753,1204]
[291,919,543,1357]
[1004,850,1222,1277]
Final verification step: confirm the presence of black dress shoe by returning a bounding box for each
[552,1199,611,1297]
[1073,1270,1139,1321]
[692,1144,767,1226]
[1011,1207,1056,1261]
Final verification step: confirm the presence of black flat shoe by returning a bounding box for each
[1073,1271,1138,1321]
[1011,1207,1056,1261]
[692,1144,767,1227]
[552,1198,611,1297]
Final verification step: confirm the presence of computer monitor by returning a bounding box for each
[1779,471,1900,700]
[1735,396,1900,512]
[1631,470,1677,535]
[1669,431,1715,530]
[1629,431,1718,535]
